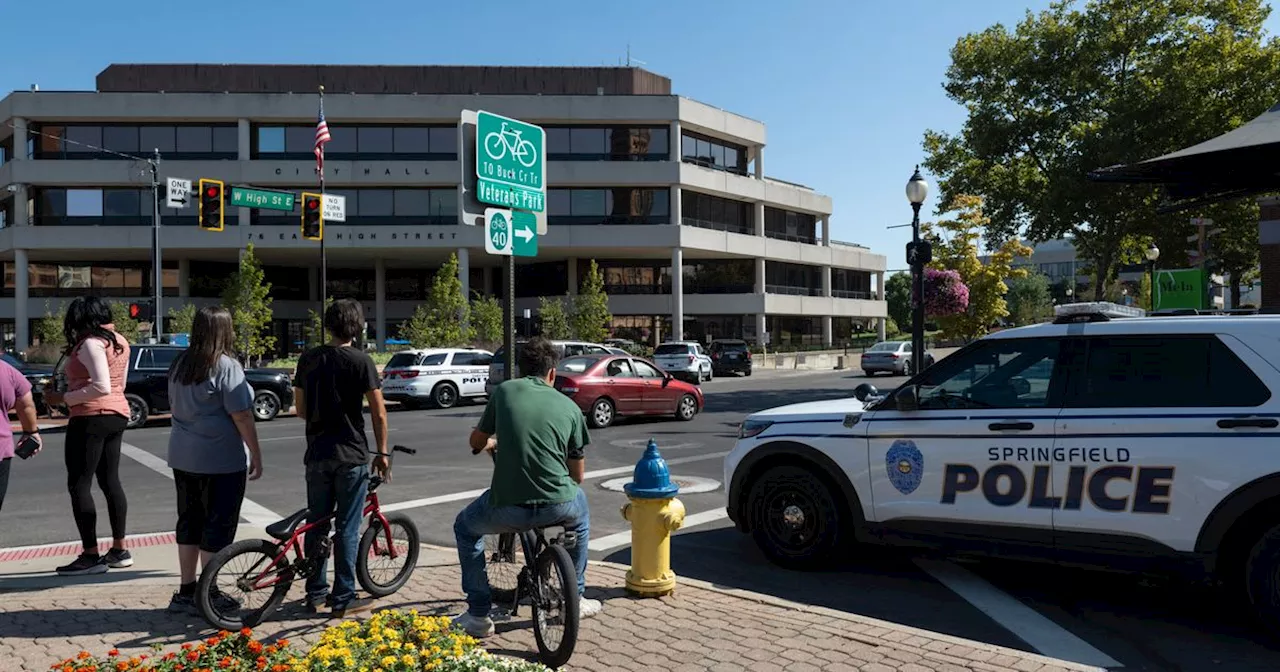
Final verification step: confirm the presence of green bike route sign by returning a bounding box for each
[484,208,537,257]
[230,186,296,212]
[475,111,546,213]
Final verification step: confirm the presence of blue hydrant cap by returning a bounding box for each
[624,438,680,499]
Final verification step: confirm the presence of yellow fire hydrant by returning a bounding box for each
[620,438,686,597]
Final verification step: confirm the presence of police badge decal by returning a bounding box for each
[886,439,924,495]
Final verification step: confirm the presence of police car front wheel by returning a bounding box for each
[1244,523,1280,635]
[748,464,846,569]
[432,382,459,409]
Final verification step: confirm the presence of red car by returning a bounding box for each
[553,354,704,429]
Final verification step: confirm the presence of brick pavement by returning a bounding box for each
[0,547,1104,672]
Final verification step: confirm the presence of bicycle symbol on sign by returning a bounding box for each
[489,213,510,249]
[484,122,538,169]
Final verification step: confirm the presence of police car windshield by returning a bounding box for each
[654,344,690,355]
[386,353,419,369]
[915,340,1058,410]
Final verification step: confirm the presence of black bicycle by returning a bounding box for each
[475,446,580,668]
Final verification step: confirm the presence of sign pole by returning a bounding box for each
[318,86,328,339]
[505,255,515,382]
[149,149,163,343]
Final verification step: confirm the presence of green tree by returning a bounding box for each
[538,296,572,340]
[168,303,197,334]
[221,244,276,363]
[305,296,335,349]
[470,293,504,348]
[571,259,612,344]
[108,302,141,344]
[923,0,1280,299]
[885,273,912,330]
[1005,273,1053,326]
[400,253,472,348]
[34,303,64,346]
[923,195,1032,342]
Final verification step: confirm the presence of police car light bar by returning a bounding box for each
[1053,301,1146,323]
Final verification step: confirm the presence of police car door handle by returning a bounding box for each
[988,421,1035,431]
[1218,417,1280,429]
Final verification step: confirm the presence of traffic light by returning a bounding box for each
[128,301,153,322]
[198,178,224,231]
[301,192,324,240]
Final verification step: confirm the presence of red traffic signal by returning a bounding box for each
[128,302,153,321]
[301,192,324,241]
[198,178,225,232]
[205,186,220,198]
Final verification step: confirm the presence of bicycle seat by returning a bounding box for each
[265,508,310,540]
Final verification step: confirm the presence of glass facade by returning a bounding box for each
[681,191,753,234]
[30,188,196,227]
[30,124,238,160]
[765,261,823,296]
[4,261,178,298]
[252,188,458,227]
[547,188,669,226]
[764,206,817,244]
[832,269,873,299]
[767,316,825,347]
[254,124,458,161]
[544,126,669,161]
[680,132,748,174]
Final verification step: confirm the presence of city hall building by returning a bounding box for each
[0,64,887,355]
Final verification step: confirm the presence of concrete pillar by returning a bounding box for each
[755,313,767,348]
[178,259,190,298]
[238,119,252,228]
[754,145,764,178]
[671,247,684,341]
[482,265,493,297]
[823,266,832,297]
[12,118,27,159]
[568,257,579,295]
[375,258,386,352]
[822,215,830,246]
[754,202,765,237]
[670,185,682,226]
[877,271,885,300]
[877,317,887,342]
[670,120,681,160]
[14,248,28,353]
[457,247,470,310]
[309,267,319,302]
[12,184,28,227]
[755,258,766,294]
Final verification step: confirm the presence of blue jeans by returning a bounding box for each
[454,487,590,618]
[304,461,368,608]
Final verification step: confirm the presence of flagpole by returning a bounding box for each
[318,85,327,338]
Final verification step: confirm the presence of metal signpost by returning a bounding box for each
[466,110,546,381]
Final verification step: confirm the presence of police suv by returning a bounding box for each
[724,302,1280,629]
[380,347,493,409]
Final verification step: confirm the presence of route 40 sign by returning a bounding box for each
[484,208,537,257]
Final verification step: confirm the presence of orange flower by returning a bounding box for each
[181,644,193,651]
[164,653,177,661]
[271,665,289,672]
[239,627,253,638]
[77,653,91,660]
[107,650,119,658]
[186,651,200,663]
[205,637,220,647]
[61,666,73,672]
[256,661,267,671]
[219,657,233,668]
[247,641,263,654]
[276,639,288,647]
[115,663,127,672]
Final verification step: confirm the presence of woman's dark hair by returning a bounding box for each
[518,337,560,378]
[171,306,236,385]
[63,296,124,355]
[325,299,365,343]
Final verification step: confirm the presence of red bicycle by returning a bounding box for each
[196,446,420,629]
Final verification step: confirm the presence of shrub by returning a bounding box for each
[290,610,479,672]
[48,628,297,672]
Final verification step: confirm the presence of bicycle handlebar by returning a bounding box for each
[368,445,415,489]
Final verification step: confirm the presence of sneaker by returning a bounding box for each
[452,612,495,638]
[56,553,107,576]
[330,597,374,618]
[303,595,331,614]
[579,598,603,618]
[211,589,241,613]
[104,548,133,568]
[167,592,198,615]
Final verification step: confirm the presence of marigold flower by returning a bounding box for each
[187,651,201,662]
[248,641,263,654]
[107,650,119,658]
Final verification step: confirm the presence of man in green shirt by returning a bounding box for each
[453,338,601,638]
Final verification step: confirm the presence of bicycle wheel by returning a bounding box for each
[357,512,421,597]
[516,139,538,168]
[483,132,506,160]
[485,533,521,605]
[198,539,293,630]
[532,544,579,668]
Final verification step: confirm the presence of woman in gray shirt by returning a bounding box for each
[164,306,264,616]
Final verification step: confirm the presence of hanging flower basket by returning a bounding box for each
[914,268,970,317]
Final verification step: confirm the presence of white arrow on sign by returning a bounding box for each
[516,225,534,243]
[166,177,191,209]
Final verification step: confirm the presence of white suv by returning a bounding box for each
[381,347,493,409]
[653,341,714,383]
[724,302,1280,632]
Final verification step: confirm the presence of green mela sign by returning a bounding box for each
[1153,268,1206,310]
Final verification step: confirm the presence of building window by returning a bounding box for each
[764,207,817,244]
[684,260,754,294]
[327,268,375,301]
[516,262,568,298]
[681,191,752,234]
[767,316,824,348]
[680,132,748,174]
[251,188,458,226]
[546,188,668,226]
[30,124,236,160]
[253,124,458,160]
[543,125,669,161]
[582,260,671,295]
[31,188,200,227]
[765,261,823,296]
[683,315,744,344]
[832,269,873,299]
[7,261,176,298]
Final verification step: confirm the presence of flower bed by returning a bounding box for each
[48,610,551,672]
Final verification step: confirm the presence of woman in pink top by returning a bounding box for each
[43,296,133,576]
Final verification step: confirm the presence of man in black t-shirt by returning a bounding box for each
[293,299,388,617]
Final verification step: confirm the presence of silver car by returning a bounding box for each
[859,340,935,376]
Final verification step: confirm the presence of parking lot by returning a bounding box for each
[4,366,1279,671]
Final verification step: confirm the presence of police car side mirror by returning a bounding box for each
[894,385,919,412]
[853,383,879,402]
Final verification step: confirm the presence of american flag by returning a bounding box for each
[314,99,332,173]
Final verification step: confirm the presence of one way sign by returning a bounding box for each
[166,177,191,209]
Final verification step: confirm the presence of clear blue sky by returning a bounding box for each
[7,0,1278,270]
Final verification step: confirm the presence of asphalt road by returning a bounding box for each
[4,367,1279,671]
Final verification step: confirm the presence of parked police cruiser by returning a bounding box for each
[381,347,492,409]
[724,302,1280,632]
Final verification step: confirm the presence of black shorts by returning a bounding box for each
[174,468,247,552]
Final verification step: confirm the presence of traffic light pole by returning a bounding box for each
[149,150,163,343]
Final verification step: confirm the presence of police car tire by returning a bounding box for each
[432,382,459,409]
[1244,523,1280,632]
[748,464,846,570]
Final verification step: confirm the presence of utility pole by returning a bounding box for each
[149,149,163,343]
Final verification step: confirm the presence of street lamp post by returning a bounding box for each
[906,167,928,375]
[1146,243,1160,311]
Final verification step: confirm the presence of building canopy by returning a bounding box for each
[1089,101,1280,209]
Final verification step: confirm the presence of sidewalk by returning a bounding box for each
[0,533,1104,672]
